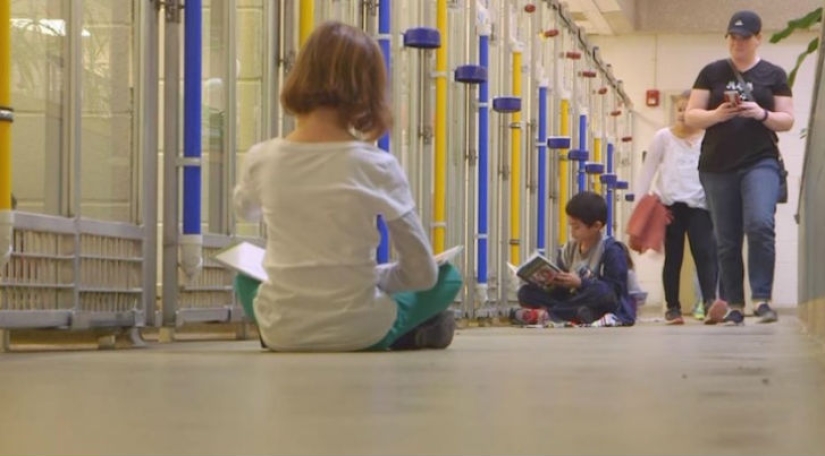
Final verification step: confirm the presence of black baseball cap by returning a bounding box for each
[726,10,762,37]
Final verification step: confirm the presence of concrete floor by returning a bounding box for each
[1,316,825,456]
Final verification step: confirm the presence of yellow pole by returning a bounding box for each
[593,136,602,193]
[0,0,11,211]
[510,48,522,264]
[433,0,448,253]
[299,0,314,47]
[558,98,570,244]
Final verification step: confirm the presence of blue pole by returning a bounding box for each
[606,142,615,237]
[478,34,490,286]
[537,85,548,254]
[577,113,587,193]
[183,0,202,236]
[376,0,391,263]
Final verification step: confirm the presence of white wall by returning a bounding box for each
[592,32,818,308]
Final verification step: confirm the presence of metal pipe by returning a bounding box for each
[281,0,296,134]
[376,0,391,263]
[263,0,281,138]
[606,141,615,237]
[224,0,238,233]
[141,0,161,326]
[558,98,570,243]
[477,9,491,306]
[537,83,548,255]
[162,0,183,327]
[0,0,13,269]
[498,115,510,307]
[419,53,434,242]
[68,0,82,314]
[577,112,587,192]
[527,3,542,257]
[433,0,448,253]
[547,4,559,254]
[592,136,602,192]
[448,6,464,255]
[509,43,522,265]
[180,0,204,280]
[299,0,314,46]
[462,83,477,317]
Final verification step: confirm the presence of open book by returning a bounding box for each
[214,242,464,282]
[434,245,463,265]
[214,241,268,282]
[510,251,564,292]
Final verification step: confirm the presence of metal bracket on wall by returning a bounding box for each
[0,106,14,123]
[158,0,184,22]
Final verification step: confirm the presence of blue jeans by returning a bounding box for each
[699,157,780,305]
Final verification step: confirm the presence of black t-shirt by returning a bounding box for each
[692,59,792,172]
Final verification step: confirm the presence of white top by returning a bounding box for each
[234,138,438,352]
[634,128,707,209]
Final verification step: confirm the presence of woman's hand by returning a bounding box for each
[553,272,582,289]
[735,101,766,120]
[714,102,742,123]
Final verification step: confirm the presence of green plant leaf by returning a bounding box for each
[788,37,820,87]
[770,7,823,43]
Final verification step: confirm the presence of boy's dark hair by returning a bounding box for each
[565,191,607,227]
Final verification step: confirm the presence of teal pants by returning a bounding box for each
[233,263,463,351]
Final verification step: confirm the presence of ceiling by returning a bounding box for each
[562,0,634,35]
[561,0,823,36]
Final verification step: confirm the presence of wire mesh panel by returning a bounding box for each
[77,232,142,314]
[174,233,240,325]
[1,228,75,312]
[0,214,147,330]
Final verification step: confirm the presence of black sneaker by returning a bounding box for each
[754,302,778,323]
[414,311,456,349]
[722,308,745,326]
[664,308,684,325]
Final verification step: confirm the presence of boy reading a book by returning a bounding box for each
[517,191,636,326]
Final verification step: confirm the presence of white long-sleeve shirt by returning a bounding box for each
[234,138,438,352]
[634,128,707,209]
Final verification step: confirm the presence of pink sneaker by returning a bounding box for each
[704,299,728,325]
[511,308,550,326]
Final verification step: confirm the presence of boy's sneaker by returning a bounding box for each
[692,303,705,320]
[722,308,745,326]
[664,308,684,325]
[754,302,778,324]
[414,311,456,349]
[591,312,621,327]
[704,299,729,325]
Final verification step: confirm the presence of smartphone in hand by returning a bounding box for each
[724,90,741,106]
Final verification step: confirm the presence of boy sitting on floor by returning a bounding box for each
[517,191,636,326]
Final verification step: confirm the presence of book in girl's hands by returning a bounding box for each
[513,252,564,291]
[434,245,463,265]
[215,242,465,282]
[214,241,268,282]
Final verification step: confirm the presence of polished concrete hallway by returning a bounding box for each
[1,315,824,455]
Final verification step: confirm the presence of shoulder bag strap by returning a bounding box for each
[727,59,754,100]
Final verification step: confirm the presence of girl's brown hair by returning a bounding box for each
[280,21,392,141]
